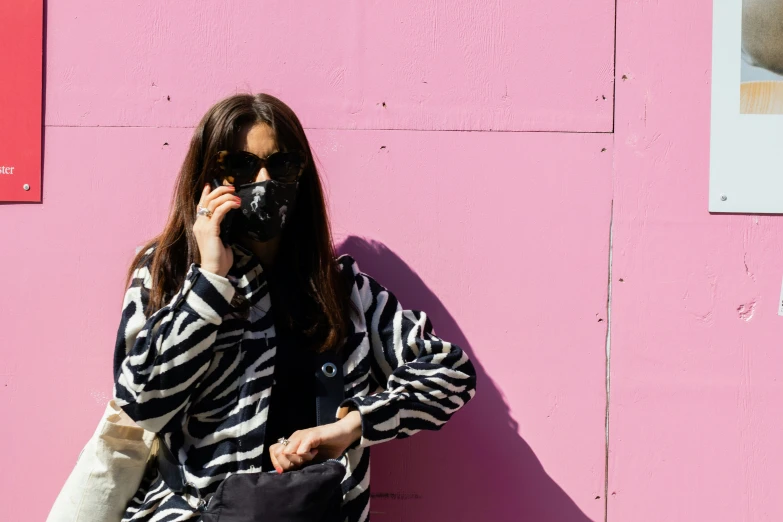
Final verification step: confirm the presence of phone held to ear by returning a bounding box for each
[210,178,239,245]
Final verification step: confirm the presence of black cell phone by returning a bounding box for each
[210,179,239,245]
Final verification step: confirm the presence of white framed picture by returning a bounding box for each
[710,0,783,213]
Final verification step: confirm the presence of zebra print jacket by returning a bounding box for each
[113,243,476,522]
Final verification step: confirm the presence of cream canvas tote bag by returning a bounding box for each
[47,399,157,522]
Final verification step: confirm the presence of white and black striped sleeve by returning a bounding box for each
[113,253,236,433]
[344,271,477,447]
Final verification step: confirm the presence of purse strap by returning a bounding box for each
[157,350,345,505]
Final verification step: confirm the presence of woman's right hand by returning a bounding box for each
[193,184,242,277]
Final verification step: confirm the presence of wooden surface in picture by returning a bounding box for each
[740,80,783,114]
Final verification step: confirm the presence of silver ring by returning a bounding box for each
[277,437,289,446]
[197,205,213,218]
[185,481,206,510]
[322,362,338,378]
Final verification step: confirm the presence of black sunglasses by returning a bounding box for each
[211,150,305,186]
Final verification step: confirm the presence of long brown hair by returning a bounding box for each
[126,93,351,352]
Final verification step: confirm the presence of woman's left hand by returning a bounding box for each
[269,410,362,473]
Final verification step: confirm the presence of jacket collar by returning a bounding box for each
[227,242,268,308]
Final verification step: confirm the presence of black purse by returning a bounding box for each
[158,351,346,522]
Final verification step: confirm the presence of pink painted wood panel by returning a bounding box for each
[15,0,783,520]
[610,0,783,520]
[44,0,615,132]
[0,127,192,522]
[313,128,613,521]
[6,126,612,522]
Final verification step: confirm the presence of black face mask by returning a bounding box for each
[232,180,298,242]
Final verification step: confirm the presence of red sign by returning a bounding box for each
[0,1,43,202]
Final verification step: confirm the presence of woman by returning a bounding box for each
[113,93,476,521]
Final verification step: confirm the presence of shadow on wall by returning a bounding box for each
[337,236,594,522]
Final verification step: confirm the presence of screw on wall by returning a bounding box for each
[23,184,30,191]
[721,194,727,201]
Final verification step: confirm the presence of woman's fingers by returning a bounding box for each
[296,433,320,455]
[269,433,321,473]
[269,443,291,473]
[192,185,238,278]
[273,445,304,472]
[284,453,306,468]
[285,442,318,463]
[199,184,211,204]
[198,185,235,209]
[285,429,323,456]
[206,184,235,201]
[207,193,241,213]
[269,443,281,472]
[270,442,300,473]
[210,199,241,224]
[196,185,237,222]
[299,449,318,461]
[281,436,302,455]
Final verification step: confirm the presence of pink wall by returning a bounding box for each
[0,0,779,521]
